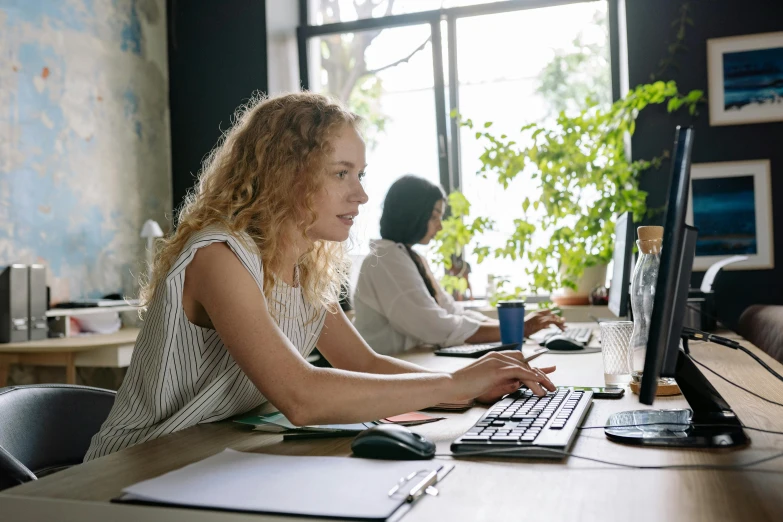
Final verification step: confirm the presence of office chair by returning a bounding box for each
[0,384,116,491]
[738,304,783,364]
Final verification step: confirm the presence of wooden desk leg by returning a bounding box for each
[65,352,76,384]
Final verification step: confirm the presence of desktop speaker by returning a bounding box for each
[28,264,48,340]
[0,265,30,343]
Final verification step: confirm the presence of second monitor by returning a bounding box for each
[608,211,634,319]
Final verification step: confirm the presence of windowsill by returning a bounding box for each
[471,304,616,323]
[461,294,552,310]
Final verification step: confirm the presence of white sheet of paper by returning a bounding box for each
[123,449,452,520]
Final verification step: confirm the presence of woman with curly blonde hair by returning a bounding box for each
[85,92,556,460]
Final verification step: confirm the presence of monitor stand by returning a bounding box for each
[604,338,749,448]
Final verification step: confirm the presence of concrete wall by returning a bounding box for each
[0,0,171,303]
[0,0,171,387]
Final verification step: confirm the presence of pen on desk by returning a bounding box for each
[524,348,549,363]
[406,469,439,503]
[282,431,357,441]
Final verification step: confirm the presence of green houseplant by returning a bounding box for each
[434,80,704,301]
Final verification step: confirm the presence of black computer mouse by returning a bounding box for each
[544,334,585,351]
[351,424,436,460]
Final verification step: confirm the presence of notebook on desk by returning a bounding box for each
[115,449,454,521]
[234,411,443,434]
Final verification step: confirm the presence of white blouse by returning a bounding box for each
[353,239,485,355]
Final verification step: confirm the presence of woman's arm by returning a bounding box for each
[317,308,439,375]
[464,322,501,343]
[185,243,555,426]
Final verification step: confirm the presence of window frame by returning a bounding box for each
[297,0,619,193]
[296,0,623,297]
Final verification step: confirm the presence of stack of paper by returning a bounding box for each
[426,398,476,412]
[379,412,444,426]
[233,412,374,433]
[234,411,444,434]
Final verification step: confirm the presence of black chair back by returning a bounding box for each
[0,384,116,491]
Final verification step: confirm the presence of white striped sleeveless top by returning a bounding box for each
[84,226,327,461]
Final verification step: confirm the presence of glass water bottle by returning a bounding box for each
[628,226,663,381]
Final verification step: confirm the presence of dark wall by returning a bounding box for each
[167,0,268,216]
[626,0,783,329]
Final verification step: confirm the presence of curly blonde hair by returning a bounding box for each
[142,92,361,314]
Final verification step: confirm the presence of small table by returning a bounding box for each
[0,328,139,386]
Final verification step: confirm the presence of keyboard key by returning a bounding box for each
[511,414,538,421]
[491,435,522,442]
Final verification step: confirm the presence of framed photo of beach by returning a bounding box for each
[708,32,783,126]
[686,160,774,271]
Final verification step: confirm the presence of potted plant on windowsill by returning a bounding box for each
[434,80,704,304]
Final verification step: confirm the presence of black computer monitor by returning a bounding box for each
[639,126,695,402]
[608,211,634,318]
[604,127,748,448]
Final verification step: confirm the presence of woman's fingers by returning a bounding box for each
[523,380,547,396]
[500,364,555,393]
[474,351,557,397]
[489,352,557,383]
[493,351,532,369]
[494,352,557,375]
[539,315,565,331]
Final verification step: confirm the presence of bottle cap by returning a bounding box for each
[637,226,663,241]
[637,226,663,254]
[497,300,526,308]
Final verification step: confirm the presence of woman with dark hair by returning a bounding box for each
[354,175,563,355]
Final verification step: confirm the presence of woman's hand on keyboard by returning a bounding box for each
[451,351,556,403]
[524,309,566,336]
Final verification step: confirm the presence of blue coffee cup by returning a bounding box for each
[497,300,526,347]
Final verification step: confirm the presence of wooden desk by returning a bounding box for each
[0,328,138,386]
[2,329,783,521]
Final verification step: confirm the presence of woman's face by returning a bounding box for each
[308,125,369,243]
[418,199,445,245]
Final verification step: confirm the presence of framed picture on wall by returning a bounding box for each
[707,31,783,126]
[686,160,774,271]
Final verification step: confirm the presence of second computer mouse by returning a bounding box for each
[544,334,585,351]
[351,424,436,460]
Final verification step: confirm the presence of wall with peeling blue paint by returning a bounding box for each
[0,0,171,301]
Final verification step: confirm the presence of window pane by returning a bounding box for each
[308,0,510,25]
[308,24,441,256]
[455,2,610,296]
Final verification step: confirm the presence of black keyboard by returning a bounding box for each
[434,342,520,358]
[451,387,593,458]
[539,326,592,346]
